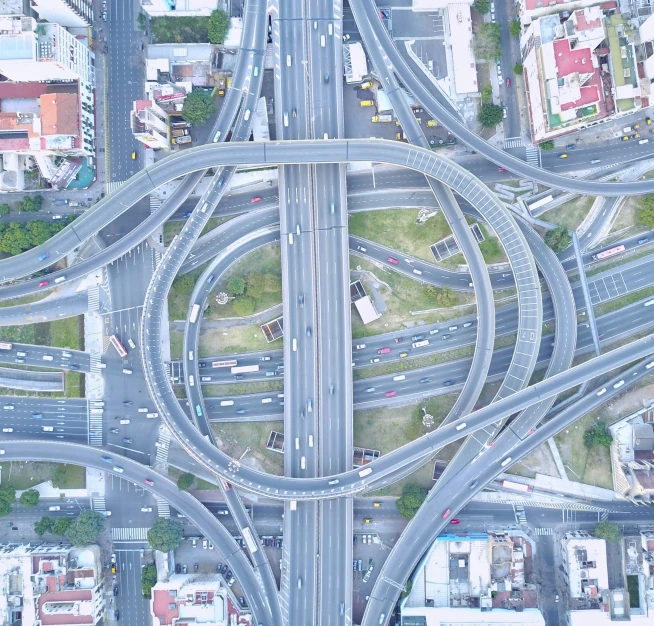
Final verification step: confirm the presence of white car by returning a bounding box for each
[2,428,13,433]
[127,339,136,349]
[202,539,208,549]
[49,506,61,511]
[140,507,153,512]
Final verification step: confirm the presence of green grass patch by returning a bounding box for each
[212,421,283,476]
[0,461,85,490]
[168,466,220,490]
[541,196,595,231]
[168,265,207,321]
[0,293,44,309]
[627,575,640,608]
[202,381,283,396]
[593,285,654,317]
[197,326,276,357]
[50,316,82,350]
[206,243,281,320]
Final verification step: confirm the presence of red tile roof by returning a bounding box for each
[553,39,593,78]
[0,82,49,98]
[574,9,601,31]
[38,589,93,626]
[40,92,79,136]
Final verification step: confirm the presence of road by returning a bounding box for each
[0,398,88,442]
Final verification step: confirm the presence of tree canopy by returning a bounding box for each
[226,276,246,295]
[396,484,428,519]
[0,485,16,517]
[544,226,571,252]
[65,510,105,546]
[638,194,654,228]
[514,63,524,75]
[472,0,490,13]
[478,103,504,128]
[34,516,54,536]
[182,90,216,127]
[15,194,43,213]
[148,519,183,552]
[19,489,40,509]
[208,10,230,44]
[141,563,158,598]
[539,140,555,151]
[510,20,522,37]
[593,520,622,542]
[584,421,613,449]
[177,472,195,490]
[473,23,501,61]
[0,217,74,256]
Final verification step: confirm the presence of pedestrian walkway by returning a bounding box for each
[525,145,541,168]
[156,498,170,518]
[534,527,553,535]
[111,527,149,541]
[588,271,628,304]
[105,181,125,194]
[155,430,171,463]
[88,408,103,447]
[92,497,106,511]
[504,137,523,149]
[88,286,100,312]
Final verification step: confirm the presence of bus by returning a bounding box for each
[242,527,259,553]
[195,405,203,417]
[359,467,372,478]
[212,359,237,369]
[189,303,201,323]
[592,244,625,261]
[109,335,128,358]
[0,342,13,350]
[231,364,260,374]
[525,194,553,212]
[502,480,531,493]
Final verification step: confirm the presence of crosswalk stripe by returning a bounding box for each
[89,353,102,375]
[156,498,170,518]
[89,407,103,446]
[155,432,171,463]
[106,181,126,194]
[92,498,106,511]
[504,138,523,149]
[534,527,553,535]
[88,286,100,312]
[525,145,541,168]
[111,527,149,541]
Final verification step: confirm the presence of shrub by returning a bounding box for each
[181,90,215,127]
[544,226,571,252]
[510,20,521,37]
[472,0,490,13]
[473,23,501,61]
[478,103,504,128]
[177,472,195,490]
[208,10,230,44]
[638,194,654,227]
[514,63,524,75]
[19,489,40,508]
[539,140,555,151]
[396,484,428,519]
[583,421,613,449]
[147,519,183,552]
[593,520,621,542]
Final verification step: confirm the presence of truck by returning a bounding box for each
[217,77,226,96]
[172,135,192,145]
[371,115,393,123]
[171,128,189,138]
[53,199,68,206]
[68,201,81,207]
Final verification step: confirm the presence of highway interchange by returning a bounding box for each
[3,2,654,626]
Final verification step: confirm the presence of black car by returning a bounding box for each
[113,586,119,596]
[199,362,206,368]
[394,337,404,343]
[222,564,229,575]
[194,563,199,572]
[216,562,222,573]
[239,596,246,607]
[411,335,423,342]
[566,143,576,150]
[122,438,133,444]
[123,401,132,406]
[114,611,120,620]
[441,334,451,340]
[420,377,432,384]
[175,564,181,574]
[234,374,245,380]
[443,380,454,387]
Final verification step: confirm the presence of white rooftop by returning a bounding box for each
[562,534,608,598]
[354,296,380,325]
[447,4,478,95]
[401,606,546,625]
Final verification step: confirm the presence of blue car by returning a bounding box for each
[39,252,50,261]
[101,456,113,464]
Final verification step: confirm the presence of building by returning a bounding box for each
[446,4,478,96]
[350,280,381,325]
[140,0,221,17]
[343,43,368,84]
[517,0,614,26]
[402,532,539,618]
[560,531,609,600]
[150,573,252,626]
[609,404,654,502]
[0,542,105,626]
[29,0,93,27]
[521,7,641,143]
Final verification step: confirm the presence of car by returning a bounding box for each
[356,245,367,252]
[113,585,119,596]
[450,518,461,525]
[32,413,43,419]
[555,594,559,603]
[365,387,376,393]
[38,281,49,287]
[356,343,366,349]
[638,238,649,245]
[378,348,391,354]
[324,72,329,83]
[236,409,247,414]
[384,391,397,397]
[298,294,304,307]
[182,564,188,574]
[183,211,192,218]
[369,358,380,363]
[114,611,120,621]
[364,518,372,524]
[234,373,245,380]
[144,478,154,487]
[420,377,432,384]
[441,334,451,340]
[306,327,312,337]
[387,256,398,264]
[118,419,130,425]
[394,337,404,343]
[39,252,50,261]
[399,351,408,358]
[591,159,601,164]
[250,196,262,203]
[443,380,454,387]
[193,563,199,572]
[48,506,61,511]
[292,107,297,118]
[52,214,63,220]
[559,153,568,159]
[566,143,576,150]
[505,78,511,87]
[122,438,133,444]
[1,428,13,433]
[362,534,367,544]
[127,339,136,349]
[469,480,479,490]
[110,428,119,434]
[131,152,136,160]
[503,108,507,119]
[3,405,14,410]
[239,596,246,607]
[203,539,208,549]
[442,509,451,519]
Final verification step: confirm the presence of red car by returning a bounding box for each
[441,509,451,519]
[498,167,506,172]
[384,391,397,397]
[144,478,154,487]
[450,519,461,525]
[506,78,511,88]
[38,281,49,287]
[387,257,398,265]
[250,196,262,203]
[378,348,391,355]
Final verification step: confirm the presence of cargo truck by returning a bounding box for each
[172,135,192,145]
[171,128,189,138]
[371,115,393,122]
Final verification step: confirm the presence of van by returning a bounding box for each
[16,351,26,357]
[292,338,297,352]
[122,369,132,374]
[308,435,314,447]
[48,506,61,511]
[328,23,333,35]
[284,113,289,127]
[288,233,294,245]
[300,456,306,469]
[55,276,66,284]
[262,398,272,404]
[146,413,158,419]
[254,66,259,77]
[43,426,54,432]
[324,133,328,140]
[320,35,326,47]
[413,269,422,275]
[295,437,300,450]
[62,351,71,358]
[290,500,297,510]
[138,407,148,413]
[244,109,251,121]
[189,375,195,387]
[188,351,194,361]
[286,55,292,67]
[623,126,633,133]
[42,355,54,361]
[639,139,649,145]
[220,400,234,407]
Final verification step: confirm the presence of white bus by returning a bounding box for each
[359,467,372,478]
[0,342,12,350]
[411,339,429,349]
[526,194,554,212]
[212,359,237,368]
[231,364,260,374]
[242,527,259,553]
[189,303,201,323]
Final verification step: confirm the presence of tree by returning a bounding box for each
[478,103,504,128]
[0,204,9,217]
[147,519,183,553]
[137,12,146,30]
[544,226,572,252]
[473,22,502,61]
[584,421,613,449]
[481,84,493,105]
[539,140,555,151]
[208,9,230,44]
[181,90,216,127]
[141,563,158,598]
[65,510,105,546]
[436,286,457,308]
[510,20,522,37]
[34,516,54,536]
[51,465,71,488]
[593,520,622,542]
[638,194,654,227]
[52,516,73,536]
[226,276,246,295]
[0,485,16,511]
[396,484,428,519]
[177,472,195,490]
[472,0,490,13]
[16,195,43,212]
[514,63,524,75]
[19,489,40,509]
[231,295,256,316]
